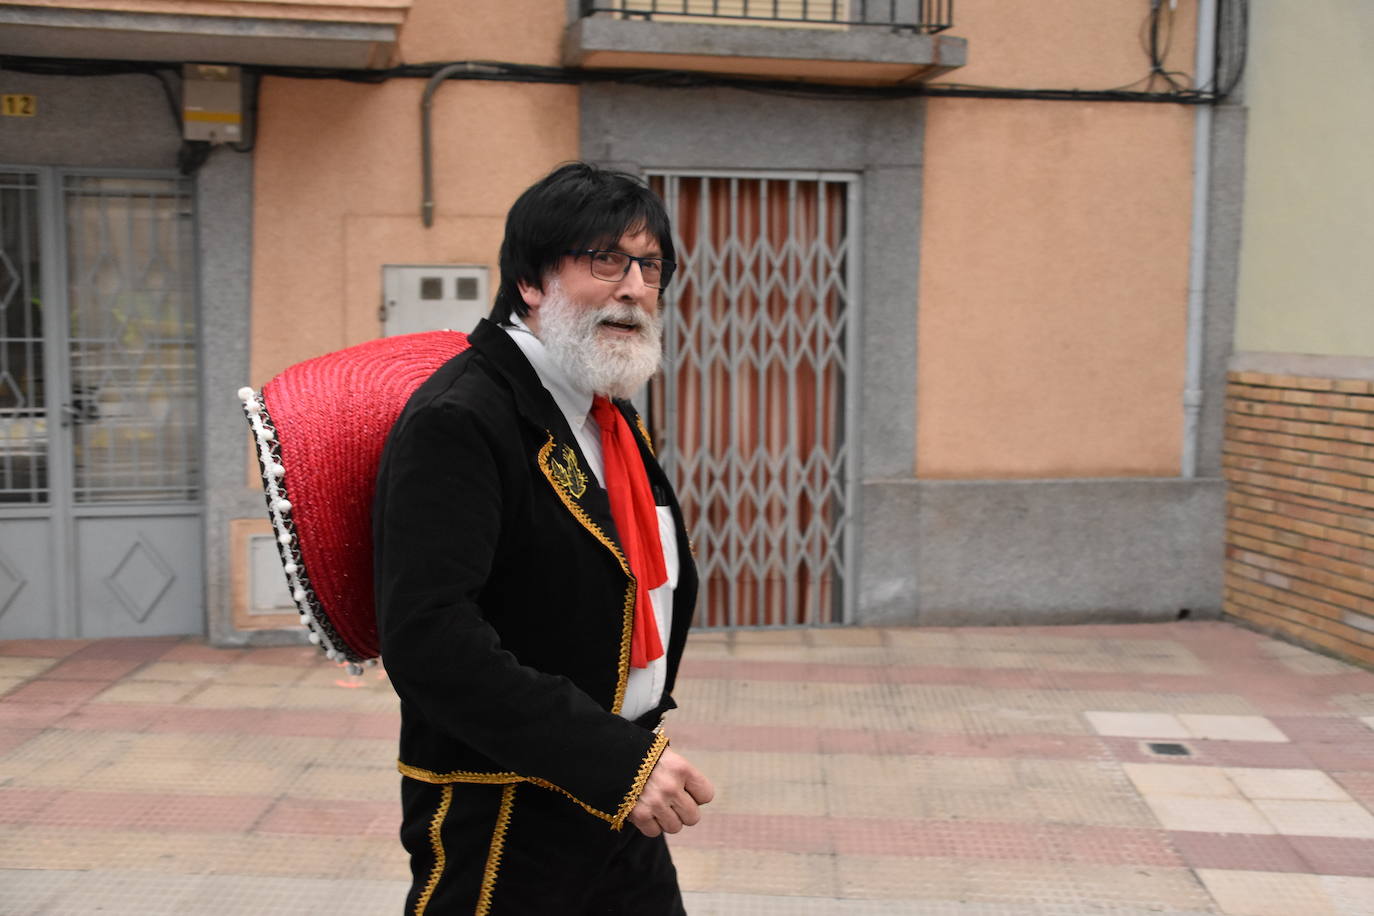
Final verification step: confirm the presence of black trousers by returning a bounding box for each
[400,777,687,915]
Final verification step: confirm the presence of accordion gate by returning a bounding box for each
[650,172,858,628]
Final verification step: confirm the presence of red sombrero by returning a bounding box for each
[238,330,470,673]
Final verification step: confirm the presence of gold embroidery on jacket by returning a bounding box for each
[634,414,655,457]
[397,733,669,831]
[476,784,517,916]
[414,784,453,915]
[537,433,637,714]
[546,443,587,499]
[612,731,670,830]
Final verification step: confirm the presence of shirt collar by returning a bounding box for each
[502,313,595,433]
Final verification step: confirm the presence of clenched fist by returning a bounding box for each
[628,748,715,838]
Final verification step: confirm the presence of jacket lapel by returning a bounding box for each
[468,319,625,564]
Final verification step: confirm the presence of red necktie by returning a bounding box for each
[590,396,667,668]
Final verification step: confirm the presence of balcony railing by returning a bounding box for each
[579,1,954,34]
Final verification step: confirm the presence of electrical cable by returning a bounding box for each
[0,0,1248,174]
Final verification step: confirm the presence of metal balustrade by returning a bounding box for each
[579,0,953,34]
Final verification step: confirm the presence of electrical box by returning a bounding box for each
[382,264,490,337]
[182,64,242,144]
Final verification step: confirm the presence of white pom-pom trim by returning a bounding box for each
[237,386,255,401]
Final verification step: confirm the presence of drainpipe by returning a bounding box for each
[420,63,477,228]
[1181,0,1219,477]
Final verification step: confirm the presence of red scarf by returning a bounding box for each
[591,396,667,668]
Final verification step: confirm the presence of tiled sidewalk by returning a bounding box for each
[1,621,1372,915]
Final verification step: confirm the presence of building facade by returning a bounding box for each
[6,1,1351,664]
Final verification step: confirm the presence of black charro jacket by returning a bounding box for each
[373,318,698,829]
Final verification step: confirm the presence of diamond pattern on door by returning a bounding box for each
[650,174,855,628]
[104,535,175,624]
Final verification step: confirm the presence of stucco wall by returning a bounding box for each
[915,98,1196,478]
[1233,0,1374,358]
[248,76,578,386]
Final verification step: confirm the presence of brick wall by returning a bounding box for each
[1223,371,1374,666]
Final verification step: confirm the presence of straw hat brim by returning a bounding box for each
[239,330,470,671]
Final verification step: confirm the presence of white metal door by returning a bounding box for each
[0,168,202,639]
[649,172,859,628]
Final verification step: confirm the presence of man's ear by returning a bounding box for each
[517,278,544,311]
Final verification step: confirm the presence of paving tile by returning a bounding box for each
[39,658,143,681]
[1139,795,1275,834]
[1085,711,1191,738]
[1195,868,1338,915]
[1123,763,1240,798]
[1168,830,1309,874]
[0,656,58,678]
[0,639,91,658]
[1362,716,1374,732]
[91,680,201,705]
[127,661,233,683]
[1254,799,1374,839]
[1319,874,1374,915]
[714,850,839,897]
[1224,767,1352,801]
[217,663,312,687]
[1287,836,1374,878]
[1179,714,1290,743]
[3,679,110,704]
[67,637,181,662]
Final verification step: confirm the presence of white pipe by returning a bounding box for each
[1182,0,1219,477]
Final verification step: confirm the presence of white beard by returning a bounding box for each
[537,280,663,400]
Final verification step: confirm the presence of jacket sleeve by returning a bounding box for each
[374,388,664,828]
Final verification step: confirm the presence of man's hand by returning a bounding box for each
[628,747,715,838]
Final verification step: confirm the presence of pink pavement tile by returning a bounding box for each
[53,703,162,732]
[38,657,144,681]
[35,790,274,833]
[238,645,331,667]
[256,797,400,837]
[157,642,250,665]
[1333,772,1374,809]
[1270,716,1374,744]
[258,709,361,739]
[679,813,1182,868]
[1300,742,1374,771]
[3,679,109,705]
[668,722,823,754]
[0,639,91,658]
[0,788,62,823]
[1168,831,1309,874]
[0,726,41,754]
[876,731,1113,761]
[149,707,293,735]
[1287,836,1374,878]
[350,712,401,740]
[0,701,79,729]
[66,636,183,662]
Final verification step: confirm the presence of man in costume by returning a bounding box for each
[374,162,713,914]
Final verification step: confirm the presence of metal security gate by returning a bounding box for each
[649,171,859,628]
[0,168,202,639]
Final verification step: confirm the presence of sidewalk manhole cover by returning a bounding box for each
[1146,742,1192,756]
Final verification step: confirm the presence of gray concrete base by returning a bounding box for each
[857,477,1226,626]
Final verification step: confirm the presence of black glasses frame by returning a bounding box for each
[564,249,676,289]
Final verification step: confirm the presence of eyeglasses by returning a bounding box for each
[565,249,676,289]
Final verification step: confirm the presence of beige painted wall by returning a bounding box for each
[949,0,1196,89]
[1233,0,1374,358]
[248,0,578,388]
[915,98,1195,479]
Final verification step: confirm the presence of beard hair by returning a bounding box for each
[537,279,664,400]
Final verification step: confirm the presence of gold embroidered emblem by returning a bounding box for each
[547,444,587,499]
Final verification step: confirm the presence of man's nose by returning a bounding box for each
[615,259,651,300]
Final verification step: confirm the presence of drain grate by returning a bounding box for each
[1146,742,1192,756]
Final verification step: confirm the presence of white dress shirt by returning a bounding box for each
[504,317,678,722]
